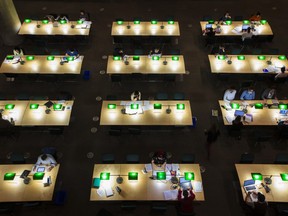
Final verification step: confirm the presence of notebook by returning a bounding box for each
[234,110,245,117]
[179,177,192,190]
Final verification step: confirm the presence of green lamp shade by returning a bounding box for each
[116,20,124,25]
[243,20,250,24]
[4,173,16,181]
[156,172,166,180]
[113,56,121,61]
[278,55,286,60]
[237,55,245,60]
[255,103,263,109]
[208,20,214,24]
[60,20,67,24]
[33,172,45,180]
[42,19,49,24]
[5,104,15,110]
[6,55,14,60]
[230,103,240,109]
[30,104,39,109]
[151,20,158,24]
[152,56,160,61]
[53,104,63,111]
[128,172,138,180]
[257,56,266,60]
[168,20,174,24]
[24,19,31,23]
[154,103,162,110]
[100,172,110,180]
[184,172,195,180]
[131,104,139,110]
[26,56,34,61]
[134,20,140,24]
[251,173,263,181]
[47,56,55,61]
[67,56,74,61]
[107,104,116,109]
[279,104,288,110]
[133,56,140,61]
[177,104,185,110]
[77,20,84,24]
[280,173,288,181]
[172,56,179,61]
[225,20,232,25]
[218,55,226,60]
[260,20,267,25]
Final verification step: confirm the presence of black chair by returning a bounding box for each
[15,93,30,100]
[239,153,254,164]
[106,95,118,100]
[111,75,122,86]
[252,48,262,55]
[203,16,212,21]
[181,154,195,163]
[274,153,288,164]
[231,48,242,55]
[126,154,140,163]
[102,154,115,164]
[121,201,136,211]
[128,127,141,135]
[234,16,243,21]
[108,128,122,136]
[155,93,168,100]
[151,202,167,214]
[10,152,26,164]
[173,93,185,100]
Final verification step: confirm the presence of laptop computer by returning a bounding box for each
[179,177,193,190]
[280,110,288,115]
[37,167,45,172]
[243,179,257,193]
[242,25,250,30]
[206,24,212,29]
[234,110,245,117]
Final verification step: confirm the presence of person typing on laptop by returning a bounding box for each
[240,88,255,100]
[245,192,268,216]
[177,188,195,214]
[34,154,57,172]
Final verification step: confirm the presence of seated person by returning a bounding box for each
[12,47,24,63]
[34,154,57,171]
[177,188,195,214]
[223,87,237,103]
[130,91,141,101]
[55,14,69,22]
[61,49,79,63]
[79,10,90,21]
[219,11,231,23]
[44,14,57,23]
[218,45,226,55]
[151,150,167,171]
[240,88,255,100]
[245,192,268,216]
[148,48,162,58]
[242,27,253,41]
[0,112,15,129]
[249,12,262,22]
[203,27,216,36]
[275,66,288,80]
[261,88,277,100]
[113,48,128,61]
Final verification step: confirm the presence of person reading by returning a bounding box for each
[33,154,57,172]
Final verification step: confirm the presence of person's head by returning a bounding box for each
[154,48,160,53]
[257,192,266,202]
[224,11,230,17]
[235,115,242,123]
[228,86,235,92]
[281,66,286,73]
[41,154,48,161]
[14,46,21,53]
[208,27,213,32]
[183,190,189,199]
[219,44,225,50]
[247,88,254,94]
[247,27,251,33]
[256,12,261,17]
[80,10,85,15]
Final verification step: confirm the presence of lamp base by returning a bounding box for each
[227,60,232,65]
[116,176,123,184]
[166,108,171,114]
[160,25,164,29]
[264,177,272,185]
[163,61,168,65]
[266,60,272,65]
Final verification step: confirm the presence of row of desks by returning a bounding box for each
[0,100,73,126]
[2,164,287,203]
[218,100,288,126]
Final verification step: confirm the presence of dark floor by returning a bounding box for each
[0,0,288,215]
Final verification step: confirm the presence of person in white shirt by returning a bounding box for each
[34,154,57,171]
[275,67,288,80]
[223,88,237,102]
[131,91,141,101]
[242,27,253,41]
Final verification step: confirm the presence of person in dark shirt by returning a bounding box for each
[204,124,220,160]
[203,27,215,36]
[79,10,90,21]
[261,88,277,100]
[152,150,167,166]
[219,11,232,23]
[245,192,268,216]
[177,188,195,214]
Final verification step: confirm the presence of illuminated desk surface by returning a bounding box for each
[0,164,60,202]
[100,100,192,126]
[90,164,204,201]
[200,21,273,36]
[18,20,91,36]
[111,21,180,36]
[209,55,288,74]
[0,100,74,126]
[107,55,185,74]
[218,100,288,126]
[235,164,288,202]
[0,55,84,74]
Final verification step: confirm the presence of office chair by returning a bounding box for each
[274,153,288,164]
[155,93,168,100]
[126,154,140,163]
[181,154,195,163]
[102,154,115,164]
[173,93,185,100]
[239,153,254,164]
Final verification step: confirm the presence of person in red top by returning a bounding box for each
[177,188,195,214]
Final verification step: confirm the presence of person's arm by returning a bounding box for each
[177,189,182,200]
[261,90,267,100]
[189,189,196,200]
[240,91,246,100]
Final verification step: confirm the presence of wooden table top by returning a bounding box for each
[200,21,273,36]
[90,164,204,201]
[0,100,74,126]
[0,164,60,202]
[100,100,192,126]
[18,20,91,35]
[209,55,288,74]
[235,164,288,202]
[107,55,185,74]
[0,55,84,74]
[111,21,180,36]
[218,100,288,126]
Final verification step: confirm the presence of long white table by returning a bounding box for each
[209,55,288,74]
[0,164,60,202]
[18,20,91,36]
[100,100,193,126]
[90,164,204,201]
[0,100,74,126]
[107,55,185,74]
[0,55,84,74]
[235,164,288,202]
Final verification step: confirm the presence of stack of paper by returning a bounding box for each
[163,190,178,200]
[193,181,203,192]
[145,164,152,172]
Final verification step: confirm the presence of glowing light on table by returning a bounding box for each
[151,62,160,71]
[170,62,179,71]
[107,112,118,121]
[31,62,39,72]
[117,26,124,34]
[32,110,45,120]
[28,25,36,34]
[45,26,53,34]
[67,63,77,72]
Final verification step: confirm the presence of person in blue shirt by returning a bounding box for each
[240,88,255,100]
[61,49,79,64]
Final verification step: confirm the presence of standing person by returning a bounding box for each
[204,124,220,160]
[177,188,195,214]
[245,192,268,216]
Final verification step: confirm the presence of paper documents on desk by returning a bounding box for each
[97,188,105,197]
[105,187,114,197]
[166,164,172,171]
[163,190,178,200]
[172,164,179,171]
[145,164,152,172]
[225,115,234,123]
[193,181,203,192]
